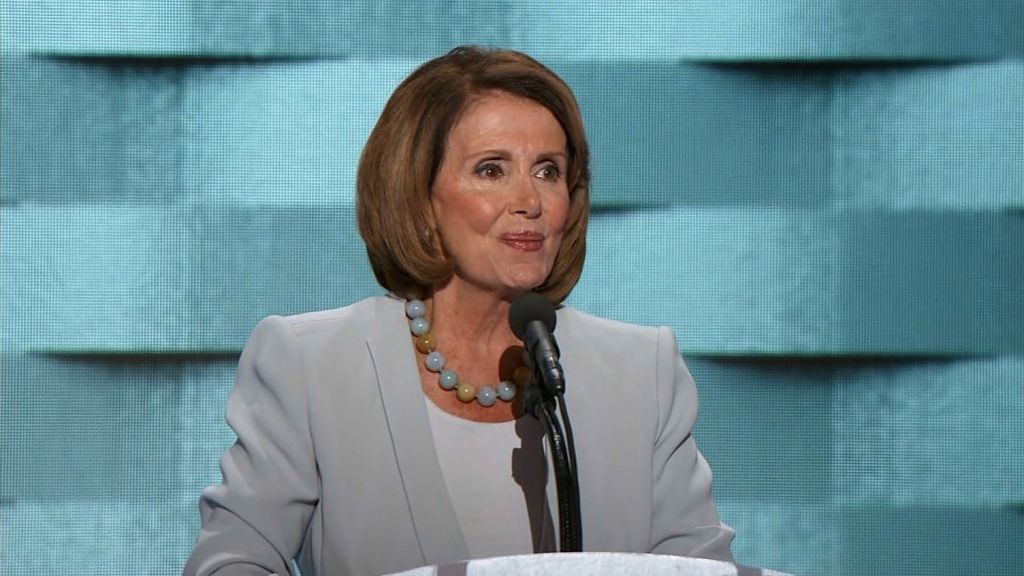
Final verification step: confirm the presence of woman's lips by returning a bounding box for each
[500,232,544,252]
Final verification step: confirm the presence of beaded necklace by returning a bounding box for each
[406,299,532,407]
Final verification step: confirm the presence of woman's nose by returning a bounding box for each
[509,173,542,217]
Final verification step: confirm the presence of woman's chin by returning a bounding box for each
[483,278,546,300]
[446,265,551,298]
[499,277,547,297]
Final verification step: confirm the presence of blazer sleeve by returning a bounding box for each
[648,326,736,563]
[184,316,319,576]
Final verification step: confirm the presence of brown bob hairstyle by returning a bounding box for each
[356,46,590,304]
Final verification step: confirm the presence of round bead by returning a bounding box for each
[512,365,533,388]
[439,369,459,390]
[410,317,431,336]
[406,299,427,319]
[497,380,516,402]
[456,382,476,403]
[425,351,446,372]
[477,386,497,407]
[406,298,521,409]
[415,333,437,354]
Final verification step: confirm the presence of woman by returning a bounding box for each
[185,46,734,576]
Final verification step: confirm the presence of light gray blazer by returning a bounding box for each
[184,296,734,576]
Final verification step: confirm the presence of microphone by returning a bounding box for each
[509,292,565,395]
[510,292,582,552]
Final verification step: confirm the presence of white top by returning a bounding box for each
[425,397,555,558]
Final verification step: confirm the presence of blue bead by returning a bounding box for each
[439,370,459,390]
[425,351,446,372]
[406,299,427,319]
[497,380,516,401]
[410,317,430,336]
[477,386,497,407]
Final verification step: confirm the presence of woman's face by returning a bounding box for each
[431,91,570,299]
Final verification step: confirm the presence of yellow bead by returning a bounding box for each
[456,382,476,403]
[415,333,437,354]
[512,365,533,388]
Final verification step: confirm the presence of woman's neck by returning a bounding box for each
[429,280,519,350]
[419,279,529,422]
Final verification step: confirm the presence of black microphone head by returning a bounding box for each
[509,292,557,340]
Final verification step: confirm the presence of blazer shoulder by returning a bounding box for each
[274,295,399,338]
[558,306,662,345]
[242,296,403,365]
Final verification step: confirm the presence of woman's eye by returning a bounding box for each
[476,163,503,179]
[536,164,562,181]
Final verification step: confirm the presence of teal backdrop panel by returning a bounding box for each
[2,2,1022,576]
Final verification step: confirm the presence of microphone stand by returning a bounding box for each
[524,377,582,552]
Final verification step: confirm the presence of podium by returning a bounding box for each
[388,552,791,576]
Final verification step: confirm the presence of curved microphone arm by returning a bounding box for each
[556,391,580,547]
[511,292,581,552]
[531,392,582,552]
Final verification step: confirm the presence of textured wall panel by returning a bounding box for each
[0,354,234,500]
[512,0,1024,61]
[12,1,1019,62]
[1,57,414,205]
[837,212,1024,354]
[184,1,511,58]
[1,203,378,352]
[672,0,1024,61]
[725,502,1024,576]
[506,2,713,60]
[188,204,378,349]
[574,208,1023,355]
[8,57,832,208]
[12,57,1016,211]
[1,0,189,56]
[693,356,1024,509]
[1,204,192,353]
[696,355,1024,575]
[1,500,198,575]
[717,502,839,576]
[833,356,1024,506]
[7,207,1020,355]
[837,505,1024,575]
[573,59,1022,210]
[832,60,1024,210]
[690,359,833,502]
[1,0,512,57]
[572,208,838,353]
[185,58,835,209]
[1,57,184,203]
[0,355,234,574]
[182,59,417,205]
[564,62,831,208]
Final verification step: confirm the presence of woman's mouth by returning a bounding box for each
[500,232,545,252]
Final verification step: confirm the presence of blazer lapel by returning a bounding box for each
[365,297,470,566]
